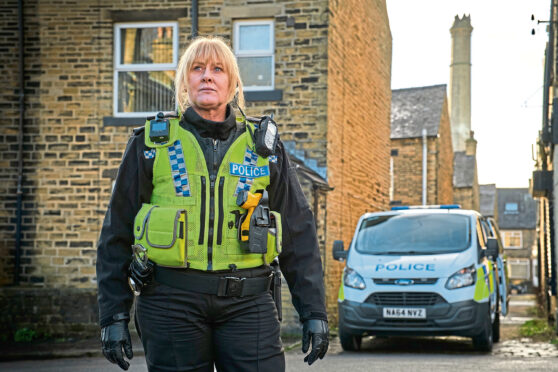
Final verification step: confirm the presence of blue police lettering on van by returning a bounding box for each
[375,263,435,271]
[229,163,270,178]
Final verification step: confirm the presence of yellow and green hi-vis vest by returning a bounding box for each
[133,115,282,271]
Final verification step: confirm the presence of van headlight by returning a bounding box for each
[445,265,476,290]
[344,267,366,290]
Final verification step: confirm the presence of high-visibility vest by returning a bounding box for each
[133,116,282,271]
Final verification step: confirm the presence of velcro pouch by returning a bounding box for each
[134,203,187,267]
[265,211,282,263]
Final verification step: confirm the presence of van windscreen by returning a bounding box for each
[355,214,471,255]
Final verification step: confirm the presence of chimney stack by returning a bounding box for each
[449,15,473,152]
[465,130,477,156]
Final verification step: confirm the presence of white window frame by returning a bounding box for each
[113,21,179,117]
[502,230,523,249]
[233,19,275,91]
[508,259,530,280]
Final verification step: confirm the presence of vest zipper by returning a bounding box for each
[198,176,206,245]
[207,139,218,270]
[217,176,225,245]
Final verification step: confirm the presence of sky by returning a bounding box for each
[387,0,550,188]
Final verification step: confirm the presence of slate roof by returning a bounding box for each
[453,151,476,188]
[391,84,447,139]
[480,184,497,217]
[497,188,537,229]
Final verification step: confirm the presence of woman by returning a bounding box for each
[97,36,328,372]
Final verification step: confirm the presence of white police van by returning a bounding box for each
[333,205,508,352]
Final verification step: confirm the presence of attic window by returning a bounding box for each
[504,202,519,214]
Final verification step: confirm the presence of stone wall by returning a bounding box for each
[325,0,391,321]
[0,287,98,339]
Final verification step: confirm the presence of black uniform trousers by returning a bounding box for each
[135,273,285,372]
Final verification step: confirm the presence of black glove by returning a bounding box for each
[301,319,329,365]
[101,318,133,370]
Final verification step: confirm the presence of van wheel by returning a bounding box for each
[472,310,494,352]
[492,311,500,343]
[339,326,362,351]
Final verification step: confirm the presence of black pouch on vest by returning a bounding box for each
[247,204,270,254]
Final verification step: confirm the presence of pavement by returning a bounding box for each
[0,294,553,362]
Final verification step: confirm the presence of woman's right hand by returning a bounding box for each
[101,318,133,370]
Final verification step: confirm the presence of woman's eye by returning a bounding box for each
[215,66,223,72]
[193,65,202,71]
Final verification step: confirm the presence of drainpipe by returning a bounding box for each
[422,128,427,205]
[14,0,25,285]
[191,0,198,38]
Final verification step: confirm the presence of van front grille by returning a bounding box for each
[366,292,446,306]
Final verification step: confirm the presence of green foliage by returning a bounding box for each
[520,319,554,339]
[14,328,37,343]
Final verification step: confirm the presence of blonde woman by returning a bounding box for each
[97,36,328,372]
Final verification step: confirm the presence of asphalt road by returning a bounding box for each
[2,336,558,372]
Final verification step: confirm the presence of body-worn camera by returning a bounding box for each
[149,112,170,144]
[254,114,279,158]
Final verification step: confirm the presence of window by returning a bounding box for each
[502,231,522,249]
[233,20,274,91]
[508,259,530,279]
[504,202,519,214]
[114,22,178,117]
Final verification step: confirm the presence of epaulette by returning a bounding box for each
[132,126,145,136]
[245,116,261,125]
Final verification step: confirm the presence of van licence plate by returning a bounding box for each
[383,307,426,319]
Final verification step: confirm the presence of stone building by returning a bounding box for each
[453,134,480,211]
[497,188,538,290]
[0,0,391,336]
[390,84,454,206]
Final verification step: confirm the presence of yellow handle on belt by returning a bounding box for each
[237,190,263,242]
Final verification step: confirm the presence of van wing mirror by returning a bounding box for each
[486,237,499,259]
[332,240,348,261]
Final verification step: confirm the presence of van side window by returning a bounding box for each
[476,218,487,249]
[480,218,492,238]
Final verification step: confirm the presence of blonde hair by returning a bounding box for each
[174,36,245,113]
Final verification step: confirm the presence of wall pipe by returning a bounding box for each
[422,128,427,205]
[14,0,25,285]
[191,0,198,38]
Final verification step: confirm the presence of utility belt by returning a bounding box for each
[129,255,283,319]
[154,266,273,297]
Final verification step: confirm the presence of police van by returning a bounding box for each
[333,205,508,352]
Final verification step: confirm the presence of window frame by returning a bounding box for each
[508,259,530,280]
[502,230,523,249]
[233,19,275,92]
[113,21,179,118]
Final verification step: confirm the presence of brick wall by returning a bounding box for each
[325,0,391,321]
[0,0,21,286]
[436,98,454,204]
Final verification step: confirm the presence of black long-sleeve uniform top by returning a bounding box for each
[96,106,328,328]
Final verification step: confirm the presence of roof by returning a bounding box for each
[497,188,537,229]
[283,140,331,190]
[453,151,476,188]
[479,184,497,217]
[390,84,447,139]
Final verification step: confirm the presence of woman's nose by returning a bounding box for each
[201,69,213,82]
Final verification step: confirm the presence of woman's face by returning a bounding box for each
[187,59,230,114]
